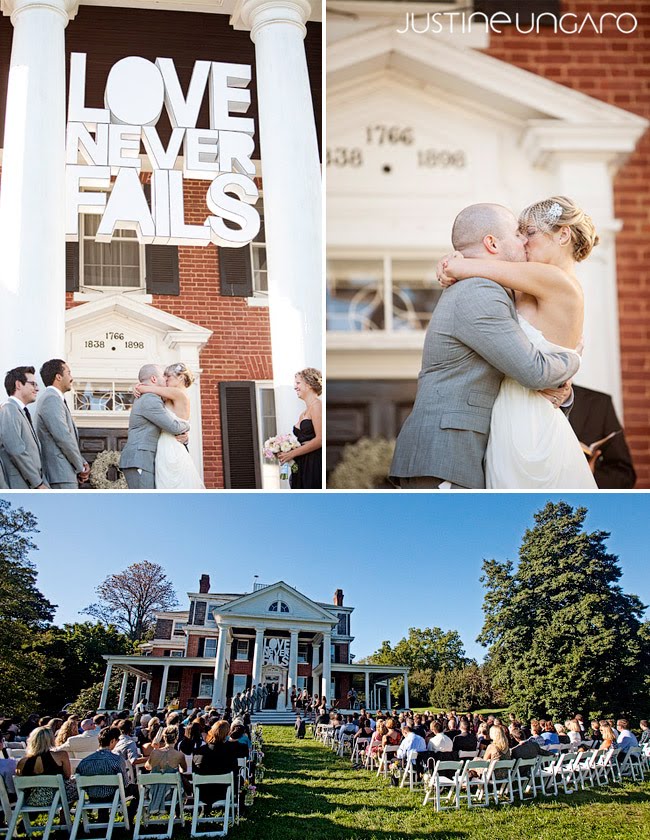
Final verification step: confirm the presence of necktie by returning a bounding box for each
[24,406,35,430]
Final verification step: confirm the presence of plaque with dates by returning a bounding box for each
[79,330,150,356]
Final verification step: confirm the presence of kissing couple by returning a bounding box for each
[120,362,204,490]
[391,196,598,489]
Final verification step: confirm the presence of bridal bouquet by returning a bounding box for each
[263,433,300,476]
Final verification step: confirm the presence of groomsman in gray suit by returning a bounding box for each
[120,364,190,489]
[36,359,90,489]
[0,367,48,489]
[390,204,580,489]
[0,457,8,489]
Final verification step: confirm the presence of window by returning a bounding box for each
[166,680,180,698]
[298,642,309,664]
[256,384,277,448]
[73,381,135,413]
[250,200,267,295]
[198,674,214,698]
[170,650,183,658]
[204,638,217,659]
[297,677,308,691]
[327,256,442,332]
[81,212,144,290]
[235,640,250,661]
[330,644,335,663]
[173,623,185,637]
[207,605,218,624]
[269,601,290,613]
[337,613,349,636]
[232,674,247,696]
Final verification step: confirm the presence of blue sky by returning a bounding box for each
[4,493,649,662]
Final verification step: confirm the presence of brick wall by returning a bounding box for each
[186,635,201,658]
[230,660,252,675]
[483,0,650,486]
[297,663,312,677]
[65,175,273,488]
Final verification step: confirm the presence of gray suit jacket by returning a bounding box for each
[0,400,47,489]
[36,389,85,485]
[120,392,190,474]
[390,278,581,489]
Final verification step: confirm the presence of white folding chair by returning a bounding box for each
[535,755,558,797]
[351,738,369,766]
[550,751,578,795]
[486,759,516,805]
[7,775,72,840]
[70,773,130,840]
[5,751,25,762]
[190,772,233,838]
[620,746,645,782]
[458,750,478,760]
[376,745,399,778]
[605,747,623,783]
[423,760,463,811]
[0,776,14,837]
[133,773,184,840]
[513,757,537,801]
[399,750,420,791]
[234,759,247,823]
[460,759,491,808]
[574,750,597,789]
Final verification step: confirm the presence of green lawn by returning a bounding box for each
[173,726,650,840]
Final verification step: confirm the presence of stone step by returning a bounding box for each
[250,710,306,726]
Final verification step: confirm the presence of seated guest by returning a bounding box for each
[17,726,77,805]
[0,733,17,802]
[193,721,241,805]
[597,724,618,752]
[483,726,510,763]
[178,721,205,756]
[541,721,560,746]
[77,727,138,816]
[113,719,140,763]
[616,719,639,754]
[54,717,80,748]
[589,720,602,743]
[511,728,551,760]
[412,715,428,740]
[427,721,453,755]
[145,726,187,774]
[476,722,491,751]
[59,717,99,755]
[228,720,251,754]
[567,720,583,751]
[640,720,650,746]
[396,724,427,761]
[555,724,570,745]
[382,718,402,750]
[452,720,477,755]
[445,719,460,741]
[367,722,386,759]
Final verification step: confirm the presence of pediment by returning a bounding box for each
[217,581,337,625]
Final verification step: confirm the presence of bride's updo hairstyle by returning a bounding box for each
[518,195,599,262]
[165,362,194,388]
[296,367,322,396]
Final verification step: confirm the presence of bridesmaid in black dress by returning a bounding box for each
[279,367,322,489]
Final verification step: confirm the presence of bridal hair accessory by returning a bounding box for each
[545,202,563,224]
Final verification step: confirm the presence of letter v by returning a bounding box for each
[156,57,211,129]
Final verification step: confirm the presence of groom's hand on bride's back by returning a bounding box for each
[176,432,189,444]
[539,382,573,409]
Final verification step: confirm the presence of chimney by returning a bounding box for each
[199,574,210,594]
[334,589,344,606]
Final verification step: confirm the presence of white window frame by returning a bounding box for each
[297,642,309,664]
[71,380,136,418]
[235,640,250,661]
[256,381,279,490]
[248,192,267,300]
[204,638,217,659]
[170,651,183,658]
[198,674,214,698]
[79,211,146,293]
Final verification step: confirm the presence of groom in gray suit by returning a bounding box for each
[36,359,89,489]
[0,367,48,489]
[390,204,580,489]
[120,363,190,489]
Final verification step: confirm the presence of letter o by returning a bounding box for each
[616,13,637,34]
[105,57,165,126]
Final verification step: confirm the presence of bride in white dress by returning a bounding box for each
[134,362,205,489]
[438,196,598,489]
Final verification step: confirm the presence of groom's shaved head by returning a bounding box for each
[451,204,514,254]
[138,363,162,383]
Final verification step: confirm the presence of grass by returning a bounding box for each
[170,726,650,840]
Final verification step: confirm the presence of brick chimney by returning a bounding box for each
[334,589,344,606]
[199,574,210,594]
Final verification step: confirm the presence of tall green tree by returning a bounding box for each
[83,560,178,641]
[34,622,134,712]
[0,500,55,716]
[366,627,468,705]
[478,501,647,719]
[429,662,502,712]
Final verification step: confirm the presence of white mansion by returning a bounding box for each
[100,577,409,712]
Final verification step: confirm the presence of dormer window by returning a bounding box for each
[268,600,290,613]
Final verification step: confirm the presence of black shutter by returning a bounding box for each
[66,242,79,292]
[143,183,180,295]
[188,601,195,626]
[474,1,561,21]
[219,246,253,297]
[219,381,261,489]
[197,638,205,657]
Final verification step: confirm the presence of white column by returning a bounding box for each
[99,662,113,710]
[132,676,142,709]
[252,628,265,685]
[286,629,299,707]
[211,623,230,708]
[238,0,322,436]
[158,664,170,708]
[321,631,331,705]
[117,671,129,710]
[144,680,152,702]
[0,0,79,371]
[365,671,370,709]
[403,672,410,710]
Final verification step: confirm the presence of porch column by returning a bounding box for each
[0,0,79,370]
[238,0,322,437]
[321,631,331,705]
[132,676,142,709]
[99,661,113,710]
[144,680,152,702]
[117,670,129,710]
[211,622,230,708]
[403,671,410,710]
[364,671,370,709]
[252,628,265,685]
[158,663,170,709]
[286,629,299,707]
